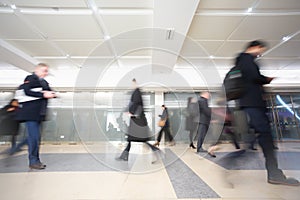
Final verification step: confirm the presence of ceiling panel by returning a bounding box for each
[266,40,300,57]
[95,0,153,9]
[102,15,152,37]
[0,13,42,39]
[213,41,247,57]
[37,58,80,70]
[187,16,244,40]
[194,41,224,56]
[180,40,212,57]
[55,40,104,56]
[256,0,300,10]
[25,14,103,39]
[10,0,87,8]
[229,16,300,40]
[6,40,63,57]
[197,0,255,10]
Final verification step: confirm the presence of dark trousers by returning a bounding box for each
[124,141,159,152]
[188,123,198,143]
[156,126,173,142]
[243,107,282,177]
[26,121,41,165]
[197,123,209,151]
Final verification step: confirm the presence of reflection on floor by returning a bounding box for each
[0,142,299,200]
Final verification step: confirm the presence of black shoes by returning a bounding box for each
[268,175,300,186]
[208,152,216,158]
[116,150,129,161]
[197,148,206,153]
[29,163,46,170]
[189,143,196,149]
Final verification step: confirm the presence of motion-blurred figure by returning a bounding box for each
[154,105,175,147]
[116,79,160,163]
[238,40,299,186]
[195,91,211,153]
[15,63,56,170]
[185,97,198,149]
[0,99,20,152]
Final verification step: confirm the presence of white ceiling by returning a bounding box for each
[0,0,299,88]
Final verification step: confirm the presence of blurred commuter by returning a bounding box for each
[206,97,240,158]
[0,99,20,152]
[185,97,198,149]
[116,79,161,163]
[15,63,56,170]
[154,105,175,147]
[194,91,211,153]
[238,40,299,186]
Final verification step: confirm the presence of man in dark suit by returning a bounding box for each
[16,63,56,170]
[238,40,299,186]
[195,91,211,153]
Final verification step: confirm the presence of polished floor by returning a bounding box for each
[0,141,299,200]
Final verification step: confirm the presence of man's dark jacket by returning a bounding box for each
[237,53,272,108]
[16,73,52,122]
[192,96,211,125]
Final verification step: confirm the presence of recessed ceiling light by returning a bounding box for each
[247,7,253,12]
[104,35,111,40]
[10,4,17,10]
[282,36,291,42]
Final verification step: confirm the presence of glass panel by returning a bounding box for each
[274,94,300,140]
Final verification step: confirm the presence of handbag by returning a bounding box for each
[158,119,166,127]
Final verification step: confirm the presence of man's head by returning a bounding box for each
[245,40,267,57]
[132,78,138,88]
[34,63,49,78]
[200,91,210,99]
[161,105,166,110]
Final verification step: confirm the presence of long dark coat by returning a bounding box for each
[127,88,151,142]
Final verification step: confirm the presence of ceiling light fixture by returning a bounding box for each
[104,35,111,40]
[10,4,17,10]
[247,7,253,13]
[282,36,291,42]
[166,28,175,40]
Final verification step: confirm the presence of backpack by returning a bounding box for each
[223,65,246,101]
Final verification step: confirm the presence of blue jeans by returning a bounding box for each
[26,121,41,165]
[243,107,282,177]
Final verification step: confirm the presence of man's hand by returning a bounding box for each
[43,91,56,99]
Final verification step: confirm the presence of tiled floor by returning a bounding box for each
[0,142,299,200]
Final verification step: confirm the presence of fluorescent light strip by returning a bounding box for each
[20,8,92,15]
[195,10,300,16]
[0,7,13,13]
[15,8,153,15]
[98,9,153,15]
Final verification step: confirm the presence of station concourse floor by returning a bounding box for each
[0,141,299,200]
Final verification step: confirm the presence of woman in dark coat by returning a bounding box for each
[117,79,160,162]
[185,97,197,149]
[154,105,175,147]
